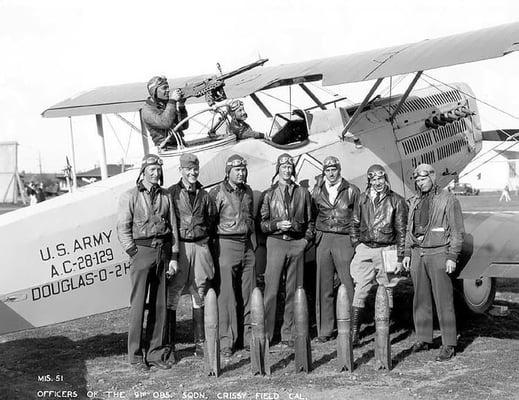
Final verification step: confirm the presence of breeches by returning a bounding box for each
[167,239,215,310]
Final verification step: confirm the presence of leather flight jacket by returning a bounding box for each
[312,178,360,234]
[350,189,408,261]
[169,180,216,241]
[117,185,179,257]
[260,182,314,242]
[209,180,254,238]
[141,98,188,146]
[404,186,465,262]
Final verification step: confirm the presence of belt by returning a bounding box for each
[135,237,170,248]
[412,245,448,256]
[180,236,208,243]
[363,241,388,249]
[271,233,303,241]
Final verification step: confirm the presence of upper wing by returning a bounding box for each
[42,21,519,118]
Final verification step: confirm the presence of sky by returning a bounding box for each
[0,0,518,174]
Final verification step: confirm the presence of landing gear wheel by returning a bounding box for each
[462,277,496,314]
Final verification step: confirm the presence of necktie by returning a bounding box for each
[374,192,380,206]
[284,186,291,217]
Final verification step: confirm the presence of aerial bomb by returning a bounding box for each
[374,285,391,370]
[294,287,312,373]
[250,287,270,375]
[204,288,220,377]
[336,284,354,372]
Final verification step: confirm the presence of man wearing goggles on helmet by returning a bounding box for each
[142,75,189,149]
[117,154,179,371]
[226,100,264,140]
[208,154,255,357]
[259,153,314,347]
[403,163,464,362]
[311,156,360,343]
[349,164,408,345]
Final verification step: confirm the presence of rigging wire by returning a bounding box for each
[124,113,135,160]
[260,91,303,109]
[459,140,519,179]
[420,73,519,175]
[380,74,407,97]
[423,73,519,121]
[105,115,126,154]
[471,117,519,164]
[307,82,355,106]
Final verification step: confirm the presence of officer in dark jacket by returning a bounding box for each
[350,164,408,344]
[142,75,189,149]
[209,154,255,357]
[403,163,464,361]
[260,153,314,346]
[117,154,179,371]
[167,153,216,357]
[311,156,360,342]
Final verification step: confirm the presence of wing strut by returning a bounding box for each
[299,84,327,110]
[341,78,383,140]
[95,115,109,180]
[68,117,78,190]
[250,93,273,118]
[139,111,150,156]
[114,112,150,156]
[389,71,423,122]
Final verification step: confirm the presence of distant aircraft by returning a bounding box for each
[1,21,519,335]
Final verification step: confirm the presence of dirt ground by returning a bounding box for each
[1,195,519,400]
[1,278,519,400]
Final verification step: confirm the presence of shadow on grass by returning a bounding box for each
[221,357,250,374]
[0,318,197,399]
[270,352,295,373]
[0,332,126,400]
[312,349,337,369]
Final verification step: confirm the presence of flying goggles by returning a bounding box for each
[278,155,296,166]
[226,158,248,167]
[367,170,386,179]
[413,169,434,179]
[142,156,163,166]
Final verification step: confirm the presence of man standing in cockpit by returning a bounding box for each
[142,75,189,149]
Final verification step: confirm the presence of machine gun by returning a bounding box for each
[181,58,268,105]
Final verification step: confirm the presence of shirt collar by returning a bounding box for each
[224,179,244,193]
[325,179,340,189]
[138,181,158,193]
[278,179,294,188]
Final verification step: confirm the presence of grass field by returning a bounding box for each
[1,194,519,400]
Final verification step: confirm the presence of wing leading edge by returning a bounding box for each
[42,21,519,119]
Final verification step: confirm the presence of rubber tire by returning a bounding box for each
[462,277,496,314]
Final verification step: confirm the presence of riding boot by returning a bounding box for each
[193,307,205,357]
[351,306,363,346]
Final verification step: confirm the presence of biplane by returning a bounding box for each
[1,22,519,335]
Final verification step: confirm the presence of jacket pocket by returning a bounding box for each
[428,229,448,246]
